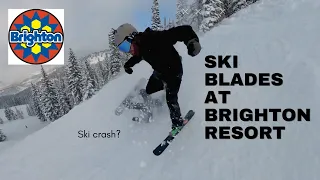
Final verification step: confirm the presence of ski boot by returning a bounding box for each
[170,118,188,136]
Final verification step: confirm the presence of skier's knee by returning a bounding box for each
[166,97,177,106]
[166,92,178,103]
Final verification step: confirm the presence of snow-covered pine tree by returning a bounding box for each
[40,66,61,121]
[0,117,3,124]
[20,109,24,119]
[62,68,75,108]
[93,67,101,91]
[66,48,84,106]
[4,107,15,121]
[30,103,36,116]
[13,111,18,120]
[108,28,122,78]
[14,107,24,119]
[188,0,203,32]
[52,79,70,116]
[83,59,96,100]
[84,59,97,89]
[15,107,20,119]
[220,0,246,17]
[83,76,95,100]
[26,103,35,116]
[59,77,73,112]
[0,129,6,142]
[176,0,189,26]
[26,104,31,116]
[199,0,224,33]
[96,58,107,86]
[151,0,162,30]
[12,109,18,120]
[31,83,46,121]
[4,107,11,121]
[245,0,258,5]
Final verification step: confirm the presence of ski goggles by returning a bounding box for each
[118,36,133,53]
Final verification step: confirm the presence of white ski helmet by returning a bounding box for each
[114,23,138,47]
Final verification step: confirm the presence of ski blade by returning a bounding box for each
[153,110,195,156]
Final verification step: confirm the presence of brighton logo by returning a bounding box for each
[8,9,64,65]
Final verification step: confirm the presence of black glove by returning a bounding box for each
[187,38,201,57]
[124,67,133,74]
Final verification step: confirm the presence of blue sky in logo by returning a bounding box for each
[132,0,177,31]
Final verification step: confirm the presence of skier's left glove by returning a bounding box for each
[187,38,201,57]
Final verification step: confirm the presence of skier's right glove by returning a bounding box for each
[124,67,133,74]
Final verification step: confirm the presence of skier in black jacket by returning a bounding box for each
[114,23,201,131]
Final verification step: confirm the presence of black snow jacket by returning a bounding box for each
[123,25,199,78]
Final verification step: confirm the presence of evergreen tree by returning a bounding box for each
[12,110,18,120]
[108,28,122,78]
[151,0,162,30]
[199,0,224,33]
[4,107,15,121]
[26,103,35,116]
[15,107,24,119]
[245,0,258,5]
[53,79,70,116]
[40,66,61,121]
[0,117,3,124]
[84,59,97,90]
[4,107,11,121]
[31,83,46,121]
[176,0,189,26]
[0,129,6,142]
[97,58,108,86]
[60,77,73,112]
[188,0,203,32]
[66,48,84,105]
[62,68,75,107]
[83,59,96,100]
[13,111,18,120]
[26,104,31,116]
[93,68,101,91]
[83,76,95,100]
[221,0,246,17]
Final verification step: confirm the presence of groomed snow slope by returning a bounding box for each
[0,0,320,179]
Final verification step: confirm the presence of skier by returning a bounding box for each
[114,23,201,131]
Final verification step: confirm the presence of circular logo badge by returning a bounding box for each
[8,9,64,64]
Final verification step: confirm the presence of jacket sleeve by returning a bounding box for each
[124,55,142,68]
[162,25,199,46]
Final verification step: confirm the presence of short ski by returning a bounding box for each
[153,110,195,156]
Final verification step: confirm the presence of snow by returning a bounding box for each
[0,105,50,153]
[0,117,50,153]
[0,0,319,179]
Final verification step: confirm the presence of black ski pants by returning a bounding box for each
[145,71,183,125]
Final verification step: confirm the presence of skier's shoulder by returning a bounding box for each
[137,27,162,44]
[144,27,153,32]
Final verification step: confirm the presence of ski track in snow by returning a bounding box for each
[0,0,319,179]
